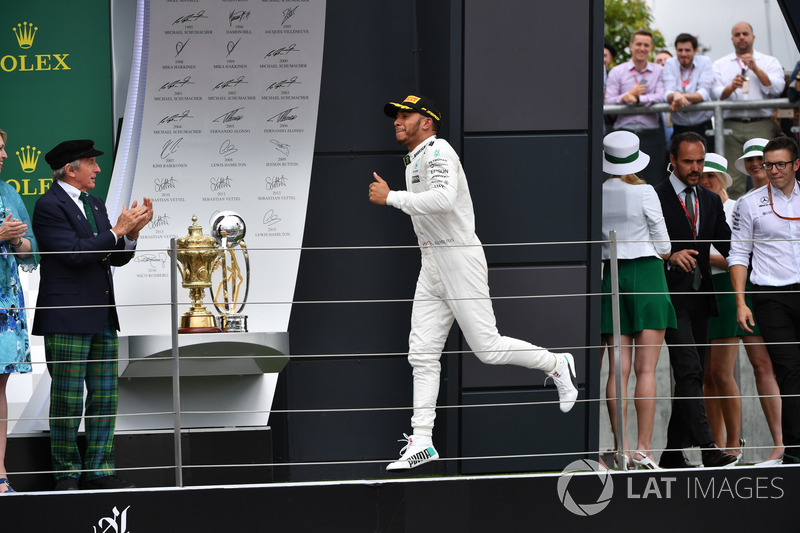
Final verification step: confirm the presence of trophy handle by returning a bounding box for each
[237,240,250,315]
[210,249,227,315]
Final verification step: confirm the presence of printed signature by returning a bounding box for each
[210,176,233,191]
[158,110,192,125]
[227,38,240,57]
[213,107,245,124]
[267,107,298,123]
[135,253,168,268]
[161,138,183,160]
[220,139,238,156]
[159,76,193,91]
[154,177,178,192]
[229,10,251,26]
[175,38,189,58]
[263,209,281,226]
[265,175,288,191]
[149,213,171,228]
[213,76,247,91]
[265,43,298,58]
[282,6,298,25]
[267,75,300,91]
[270,139,290,156]
[173,11,207,25]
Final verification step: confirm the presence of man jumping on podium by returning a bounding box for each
[369,95,578,471]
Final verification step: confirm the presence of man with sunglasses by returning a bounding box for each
[729,136,800,464]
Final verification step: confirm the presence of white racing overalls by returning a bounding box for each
[386,136,557,437]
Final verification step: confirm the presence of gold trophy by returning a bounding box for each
[173,215,223,333]
[210,211,250,332]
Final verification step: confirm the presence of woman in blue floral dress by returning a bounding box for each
[0,128,38,493]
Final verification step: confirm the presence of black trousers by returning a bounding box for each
[663,293,715,451]
[753,288,800,451]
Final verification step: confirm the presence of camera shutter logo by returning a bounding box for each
[557,459,614,516]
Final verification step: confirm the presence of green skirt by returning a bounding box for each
[601,256,677,336]
[708,272,760,339]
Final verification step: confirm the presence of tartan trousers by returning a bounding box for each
[45,323,119,481]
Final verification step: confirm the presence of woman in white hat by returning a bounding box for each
[700,153,744,461]
[728,139,784,464]
[701,151,784,465]
[601,131,676,470]
[735,138,770,191]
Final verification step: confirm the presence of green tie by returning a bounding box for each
[80,192,98,234]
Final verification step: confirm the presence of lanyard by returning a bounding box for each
[735,57,748,73]
[768,183,800,221]
[630,67,647,85]
[678,191,699,238]
[680,65,694,92]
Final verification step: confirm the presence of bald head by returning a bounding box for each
[731,22,755,55]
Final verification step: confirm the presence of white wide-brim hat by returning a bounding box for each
[602,130,650,175]
[734,137,769,175]
[703,152,732,189]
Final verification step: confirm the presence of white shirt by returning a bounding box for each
[662,55,715,125]
[669,173,700,235]
[728,182,800,286]
[712,50,785,118]
[57,180,91,217]
[601,178,670,260]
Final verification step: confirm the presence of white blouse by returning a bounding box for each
[602,178,671,261]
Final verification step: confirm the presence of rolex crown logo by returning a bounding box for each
[16,146,41,173]
[13,22,37,49]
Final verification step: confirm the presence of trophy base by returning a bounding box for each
[180,312,220,334]
[217,314,248,333]
[178,326,222,334]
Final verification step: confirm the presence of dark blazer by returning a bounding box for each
[32,183,134,335]
[654,177,731,315]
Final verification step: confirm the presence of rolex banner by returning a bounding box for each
[109,0,327,334]
[0,2,114,215]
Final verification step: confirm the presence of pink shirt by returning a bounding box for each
[605,59,665,130]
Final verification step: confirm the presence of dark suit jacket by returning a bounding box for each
[654,177,731,316]
[32,183,134,335]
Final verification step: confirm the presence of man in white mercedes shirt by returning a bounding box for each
[729,136,800,464]
[369,94,578,471]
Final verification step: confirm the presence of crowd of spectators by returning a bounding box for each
[602,21,799,468]
[604,22,799,199]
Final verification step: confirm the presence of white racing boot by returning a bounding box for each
[386,434,439,471]
[546,353,578,413]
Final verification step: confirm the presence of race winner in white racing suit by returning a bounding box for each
[370,94,578,471]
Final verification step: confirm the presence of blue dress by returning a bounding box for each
[0,180,38,374]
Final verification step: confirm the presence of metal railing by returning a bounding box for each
[3,234,796,489]
[604,97,800,156]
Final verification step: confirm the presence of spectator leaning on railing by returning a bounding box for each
[605,29,666,185]
[662,33,715,149]
[713,22,785,200]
